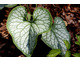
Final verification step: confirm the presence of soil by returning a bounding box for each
[0,4,80,57]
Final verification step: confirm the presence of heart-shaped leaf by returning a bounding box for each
[42,17,71,56]
[6,6,52,56]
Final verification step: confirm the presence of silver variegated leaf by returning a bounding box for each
[42,17,70,56]
[6,6,52,56]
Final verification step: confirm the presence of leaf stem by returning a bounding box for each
[26,4,31,14]
[36,4,37,8]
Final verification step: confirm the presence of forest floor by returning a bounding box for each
[0,4,80,57]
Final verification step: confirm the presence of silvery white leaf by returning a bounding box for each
[42,17,71,56]
[6,6,52,56]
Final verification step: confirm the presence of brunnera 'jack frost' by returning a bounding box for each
[6,6,52,56]
[6,6,70,57]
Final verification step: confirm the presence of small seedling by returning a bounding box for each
[65,51,71,57]
[63,40,71,57]
[73,53,80,57]
[63,40,71,50]
[73,35,80,57]
[75,35,80,46]
[47,49,61,57]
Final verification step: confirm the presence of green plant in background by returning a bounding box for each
[63,40,71,57]
[65,51,71,57]
[47,40,71,57]
[73,35,80,57]
[0,4,17,10]
[47,49,61,57]
[6,5,71,57]
[75,35,80,46]
[73,53,80,57]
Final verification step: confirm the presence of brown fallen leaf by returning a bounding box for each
[64,21,68,26]
[0,25,6,31]
[0,43,6,49]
